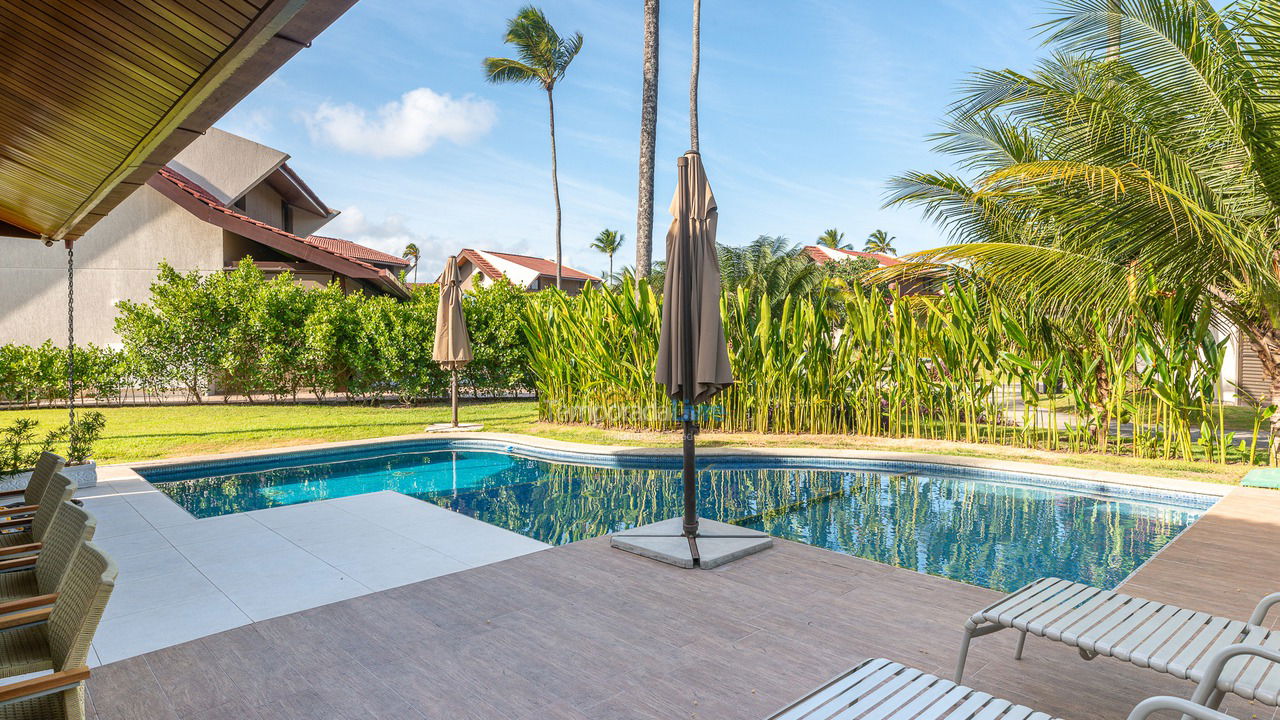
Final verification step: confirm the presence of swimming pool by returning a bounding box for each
[139,441,1217,592]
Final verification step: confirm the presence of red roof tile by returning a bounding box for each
[154,167,408,297]
[486,251,602,282]
[802,246,900,266]
[306,235,410,267]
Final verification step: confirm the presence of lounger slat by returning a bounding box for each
[876,678,963,720]
[1011,584,1096,633]
[1214,625,1270,699]
[1024,587,1106,636]
[977,578,1059,618]
[1052,593,1133,644]
[1147,611,1214,673]
[939,692,997,720]
[904,684,974,720]
[1232,630,1280,700]
[840,666,928,717]
[860,672,949,720]
[1166,618,1238,678]
[768,660,1066,720]
[1078,599,1161,654]
[1187,621,1253,683]
[969,699,1017,720]
[1116,604,1186,663]
[772,659,893,719]
[985,580,1077,625]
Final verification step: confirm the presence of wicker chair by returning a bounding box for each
[0,503,94,608]
[0,474,74,550]
[0,453,64,519]
[0,542,115,720]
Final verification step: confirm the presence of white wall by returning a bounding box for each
[0,185,222,346]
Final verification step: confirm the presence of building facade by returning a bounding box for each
[0,129,407,346]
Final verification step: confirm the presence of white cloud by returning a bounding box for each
[303,88,496,158]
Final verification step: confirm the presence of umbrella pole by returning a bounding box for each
[678,155,700,563]
[451,369,459,427]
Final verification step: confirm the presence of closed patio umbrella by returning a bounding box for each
[434,255,472,426]
[655,150,734,559]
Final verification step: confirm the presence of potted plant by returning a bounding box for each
[0,412,106,490]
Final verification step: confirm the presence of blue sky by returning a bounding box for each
[219,0,1046,281]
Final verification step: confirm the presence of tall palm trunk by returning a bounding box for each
[1244,326,1280,464]
[547,88,562,290]
[636,0,658,281]
[689,0,700,152]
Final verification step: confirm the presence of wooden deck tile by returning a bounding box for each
[84,485,1280,719]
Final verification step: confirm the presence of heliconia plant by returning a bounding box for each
[520,274,1272,465]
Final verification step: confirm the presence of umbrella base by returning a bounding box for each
[610,517,772,569]
[424,423,484,433]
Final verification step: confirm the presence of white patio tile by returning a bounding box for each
[295,526,424,567]
[426,532,549,567]
[158,514,273,547]
[121,491,196,527]
[334,547,469,592]
[92,527,170,560]
[103,565,221,620]
[86,501,155,539]
[214,566,368,621]
[245,500,352,530]
[93,594,251,665]
[113,546,194,582]
[173,530,300,569]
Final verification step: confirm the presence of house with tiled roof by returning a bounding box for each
[0,129,408,345]
[443,249,601,295]
[801,245,900,267]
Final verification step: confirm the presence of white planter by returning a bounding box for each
[0,459,97,492]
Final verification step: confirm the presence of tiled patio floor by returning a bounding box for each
[80,467,548,664]
[83,485,1280,720]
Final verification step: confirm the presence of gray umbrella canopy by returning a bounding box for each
[433,256,472,370]
[656,151,733,404]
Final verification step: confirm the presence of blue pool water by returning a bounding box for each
[141,444,1216,592]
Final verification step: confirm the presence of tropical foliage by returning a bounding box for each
[484,5,583,291]
[1,261,533,406]
[818,228,849,249]
[864,229,896,255]
[591,228,625,282]
[886,0,1280,458]
[522,276,1268,464]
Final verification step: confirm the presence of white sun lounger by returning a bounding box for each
[769,644,1280,719]
[955,577,1280,708]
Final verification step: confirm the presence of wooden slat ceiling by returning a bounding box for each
[0,0,356,241]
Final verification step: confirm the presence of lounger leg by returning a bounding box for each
[956,624,975,682]
[1014,630,1027,660]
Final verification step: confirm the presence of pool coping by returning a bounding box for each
[117,430,1233,500]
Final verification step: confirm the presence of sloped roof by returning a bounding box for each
[802,246,900,266]
[307,236,410,267]
[151,167,408,299]
[484,250,602,281]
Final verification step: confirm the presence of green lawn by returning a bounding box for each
[0,400,1253,485]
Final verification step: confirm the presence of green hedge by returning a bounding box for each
[0,260,533,406]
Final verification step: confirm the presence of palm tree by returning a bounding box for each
[635,0,659,280]
[885,0,1280,458]
[591,229,625,282]
[402,243,420,284]
[484,6,583,291]
[818,228,849,250]
[718,235,820,319]
[864,229,897,255]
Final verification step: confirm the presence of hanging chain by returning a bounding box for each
[66,245,76,447]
